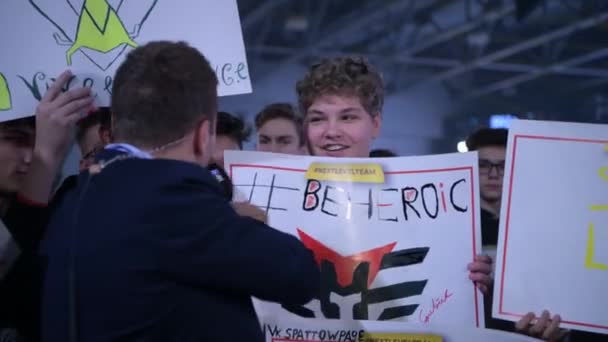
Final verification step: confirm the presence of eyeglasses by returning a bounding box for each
[479,159,505,175]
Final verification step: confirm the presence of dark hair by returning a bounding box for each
[76,106,111,144]
[0,116,35,131]
[254,103,304,146]
[466,128,508,151]
[111,41,218,147]
[370,149,397,157]
[296,56,384,116]
[217,111,250,149]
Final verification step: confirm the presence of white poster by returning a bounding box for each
[225,151,484,330]
[0,0,251,122]
[493,119,608,334]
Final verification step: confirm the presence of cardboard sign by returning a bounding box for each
[225,150,484,330]
[493,119,608,334]
[0,0,251,122]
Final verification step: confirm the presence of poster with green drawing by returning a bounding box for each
[0,0,252,122]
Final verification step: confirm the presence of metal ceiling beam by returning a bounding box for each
[463,47,608,100]
[398,2,516,56]
[411,11,608,89]
[242,0,290,30]
[258,0,418,80]
[249,45,608,78]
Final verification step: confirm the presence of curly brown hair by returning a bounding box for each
[296,56,384,117]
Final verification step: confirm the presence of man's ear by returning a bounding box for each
[194,119,212,156]
[372,113,382,139]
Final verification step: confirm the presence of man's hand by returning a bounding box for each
[467,254,493,295]
[18,70,95,204]
[35,70,95,161]
[516,311,569,341]
[231,202,267,223]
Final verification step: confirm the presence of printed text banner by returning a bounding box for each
[493,119,608,334]
[0,0,251,122]
[225,151,484,329]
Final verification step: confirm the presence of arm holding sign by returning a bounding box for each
[18,70,94,204]
[468,254,493,295]
[5,71,94,252]
[232,202,267,223]
[162,192,320,306]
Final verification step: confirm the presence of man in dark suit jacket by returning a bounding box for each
[40,41,320,342]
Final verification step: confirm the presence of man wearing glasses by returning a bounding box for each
[466,128,507,248]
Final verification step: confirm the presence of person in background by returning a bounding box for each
[0,70,95,342]
[255,103,306,155]
[466,128,507,250]
[0,117,35,341]
[467,128,601,342]
[75,107,112,171]
[40,41,319,342]
[370,148,397,157]
[212,111,250,168]
[0,118,35,217]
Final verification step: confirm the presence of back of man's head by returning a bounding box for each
[111,41,218,149]
[466,128,508,151]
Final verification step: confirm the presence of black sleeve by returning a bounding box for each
[3,201,49,254]
[160,192,320,306]
[3,175,77,253]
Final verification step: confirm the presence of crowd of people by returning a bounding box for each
[0,41,603,341]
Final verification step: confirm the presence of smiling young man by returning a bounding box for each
[295,57,572,340]
[296,54,495,302]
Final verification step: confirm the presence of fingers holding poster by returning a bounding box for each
[493,119,608,334]
[0,0,251,122]
[225,151,484,330]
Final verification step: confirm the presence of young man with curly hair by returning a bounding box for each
[295,56,564,341]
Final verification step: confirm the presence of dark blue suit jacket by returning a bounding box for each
[40,149,319,341]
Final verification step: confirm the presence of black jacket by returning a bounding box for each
[40,149,319,342]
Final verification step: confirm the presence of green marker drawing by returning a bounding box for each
[30,0,158,71]
[65,0,138,65]
[0,73,11,111]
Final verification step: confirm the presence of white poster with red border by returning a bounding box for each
[493,119,608,334]
[224,150,484,330]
